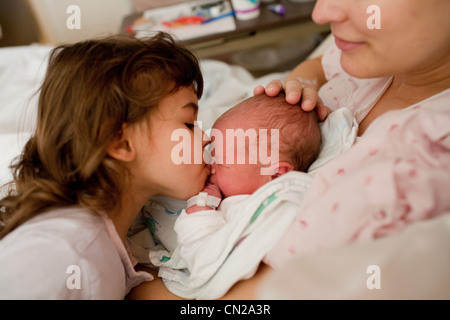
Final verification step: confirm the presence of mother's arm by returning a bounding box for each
[126,263,272,300]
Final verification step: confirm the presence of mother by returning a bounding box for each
[130,0,450,299]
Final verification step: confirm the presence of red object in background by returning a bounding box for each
[162,15,205,28]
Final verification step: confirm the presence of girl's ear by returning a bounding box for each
[271,161,294,180]
[106,124,136,162]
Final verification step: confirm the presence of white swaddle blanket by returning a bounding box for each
[128,107,358,299]
[152,171,312,299]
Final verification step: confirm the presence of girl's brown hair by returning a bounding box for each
[0,32,203,238]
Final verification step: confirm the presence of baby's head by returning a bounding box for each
[208,93,321,197]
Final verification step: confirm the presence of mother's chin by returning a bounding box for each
[339,47,392,80]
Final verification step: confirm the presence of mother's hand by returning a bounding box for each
[254,79,331,121]
[127,262,272,300]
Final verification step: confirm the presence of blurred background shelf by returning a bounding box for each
[1,0,329,76]
[122,0,330,76]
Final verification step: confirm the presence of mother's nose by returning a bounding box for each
[312,0,347,25]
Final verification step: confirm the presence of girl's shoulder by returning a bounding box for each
[5,207,110,254]
[0,207,125,299]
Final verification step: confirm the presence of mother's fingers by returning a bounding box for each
[254,79,303,103]
[253,80,283,97]
[299,86,319,111]
[284,79,303,104]
[316,105,331,122]
[253,85,265,96]
[264,79,284,97]
[301,90,331,122]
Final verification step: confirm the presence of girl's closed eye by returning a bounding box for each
[185,122,195,130]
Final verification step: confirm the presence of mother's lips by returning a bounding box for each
[334,36,365,51]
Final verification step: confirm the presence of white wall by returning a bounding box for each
[27,0,134,44]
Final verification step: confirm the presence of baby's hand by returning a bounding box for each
[186,175,222,214]
[201,177,222,200]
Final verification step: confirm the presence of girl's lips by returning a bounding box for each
[334,36,365,51]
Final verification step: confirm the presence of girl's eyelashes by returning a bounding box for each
[185,123,195,130]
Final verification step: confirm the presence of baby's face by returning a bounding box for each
[208,118,271,197]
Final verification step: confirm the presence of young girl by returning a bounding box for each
[0,32,210,299]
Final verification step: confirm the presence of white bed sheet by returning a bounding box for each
[0,45,53,187]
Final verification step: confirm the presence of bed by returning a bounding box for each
[1,36,449,300]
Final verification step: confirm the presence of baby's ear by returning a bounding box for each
[106,124,136,162]
[271,161,294,179]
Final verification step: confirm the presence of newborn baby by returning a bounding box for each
[186,93,322,213]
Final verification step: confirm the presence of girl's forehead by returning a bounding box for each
[155,88,198,115]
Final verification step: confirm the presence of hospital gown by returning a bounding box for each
[264,41,450,268]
